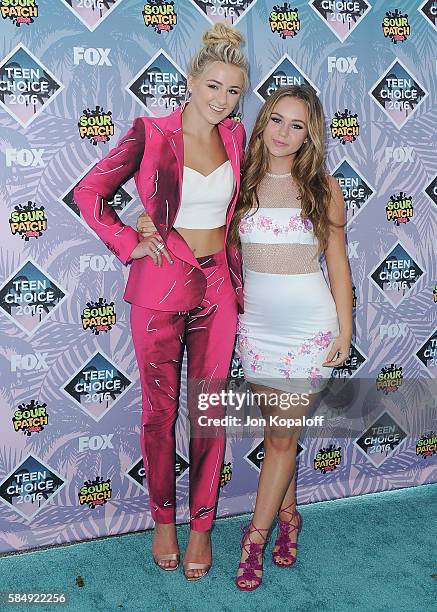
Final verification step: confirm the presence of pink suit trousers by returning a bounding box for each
[130,251,237,531]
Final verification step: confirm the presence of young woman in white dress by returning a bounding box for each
[137,84,352,589]
[229,85,352,591]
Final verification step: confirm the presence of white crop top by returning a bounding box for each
[174,160,235,229]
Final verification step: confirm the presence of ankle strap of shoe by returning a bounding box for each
[279,503,298,517]
[244,522,270,544]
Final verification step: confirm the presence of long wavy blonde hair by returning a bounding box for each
[229,85,342,254]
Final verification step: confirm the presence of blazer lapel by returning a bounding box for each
[153,106,200,269]
[146,108,183,237]
[164,107,184,184]
[163,107,184,230]
[218,121,242,232]
[218,121,240,193]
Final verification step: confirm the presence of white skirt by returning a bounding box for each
[237,269,339,394]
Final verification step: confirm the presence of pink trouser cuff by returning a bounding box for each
[190,517,214,532]
[152,507,176,524]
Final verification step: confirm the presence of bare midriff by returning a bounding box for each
[175,226,226,257]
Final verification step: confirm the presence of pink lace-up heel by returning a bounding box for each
[235,522,271,592]
[272,503,303,568]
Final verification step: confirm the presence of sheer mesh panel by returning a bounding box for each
[256,173,302,209]
[242,243,320,274]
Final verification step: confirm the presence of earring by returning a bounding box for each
[238,96,245,121]
[230,98,244,122]
[182,88,191,111]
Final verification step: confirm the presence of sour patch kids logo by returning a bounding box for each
[78,106,114,145]
[0,0,38,26]
[9,201,47,240]
[143,0,177,32]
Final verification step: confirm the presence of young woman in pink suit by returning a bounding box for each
[230,85,353,591]
[73,23,248,581]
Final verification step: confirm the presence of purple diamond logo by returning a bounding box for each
[354,411,408,467]
[0,259,66,336]
[369,59,428,130]
[309,0,371,42]
[60,161,135,234]
[419,0,437,32]
[369,241,424,308]
[126,49,186,117]
[0,454,65,520]
[331,342,367,380]
[245,440,304,472]
[0,44,63,128]
[62,350,132,421]
[188,0,257,26]
[332,158,375,226]
[254,54,319,103]
[126,457,148,491]
[59,0,125,31]
[424,174,437,206]
[416,330,437,377]
[127,451,189,491]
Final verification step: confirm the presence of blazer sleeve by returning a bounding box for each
[73,117,146,265]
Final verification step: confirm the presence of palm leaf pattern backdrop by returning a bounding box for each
[0,0,436,553]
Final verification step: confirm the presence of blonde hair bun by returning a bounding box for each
[188,22,249,90]
[202,22,244,49]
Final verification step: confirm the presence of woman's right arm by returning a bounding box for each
[73,117,145,265]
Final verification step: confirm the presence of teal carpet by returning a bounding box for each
[0,484,436,612]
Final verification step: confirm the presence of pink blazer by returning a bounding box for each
[73,106,246,312]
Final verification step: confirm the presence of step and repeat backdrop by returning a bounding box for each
[0,0,436,554]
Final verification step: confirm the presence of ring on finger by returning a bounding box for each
[155,242,165,253]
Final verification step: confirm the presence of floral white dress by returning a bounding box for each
[237,172,339,394]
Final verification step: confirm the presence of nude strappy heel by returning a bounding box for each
[183,561,211,581]
[153,552,180,571]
